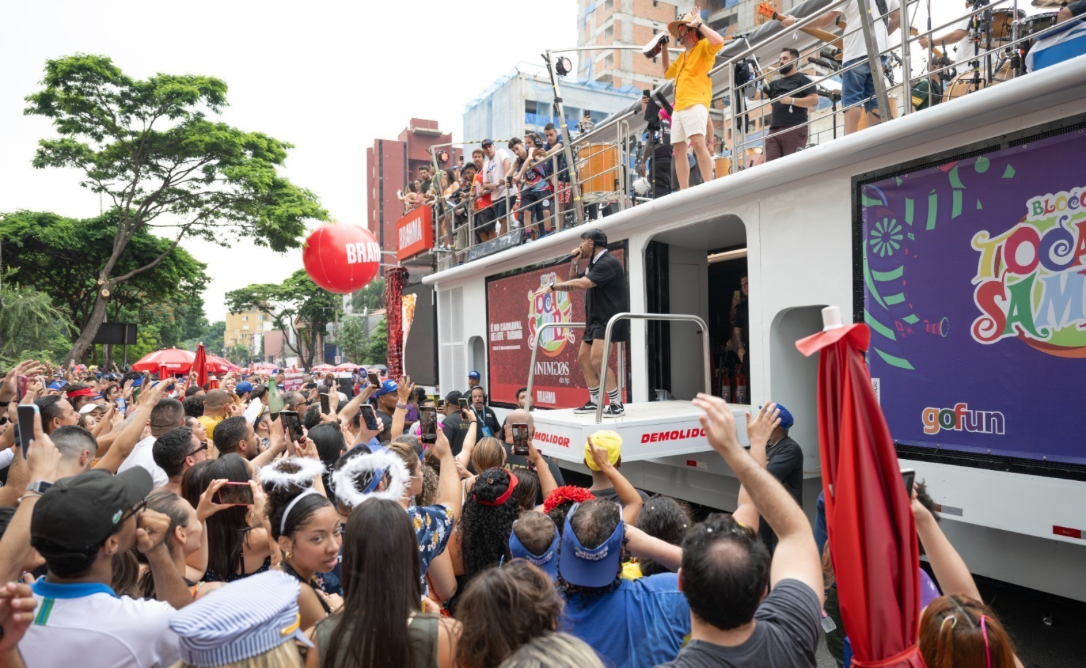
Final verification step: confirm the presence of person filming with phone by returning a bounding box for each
[536,228,628,416]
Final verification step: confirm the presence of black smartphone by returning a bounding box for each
[216,482,254,506]
[319,392,330,414]
[901,469,916,494]
[280,410,302,442]
[367,372,380,387]
[437,399,446,410]
[17,404,39,458]
[512,422,530,456]
[359,404,380,431]
[420,406,438,444]
[643,88,651,97]
[458,397,469,419]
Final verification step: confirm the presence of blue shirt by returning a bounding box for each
[562,573,690,668]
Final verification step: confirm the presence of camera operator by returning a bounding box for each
[639,92,673,198]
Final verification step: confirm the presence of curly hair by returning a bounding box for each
[460,468,519,580]
[555,500,625,606]
[455,560,564,668]
[416,464,439,507]
[635,495,692,576]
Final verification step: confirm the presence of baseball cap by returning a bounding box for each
[583,430,622,471]
[170,570,312,666]
[78,403,106,415]
[31,468,152,557]
[759,403,794,430]
[444,390,463,405]
[557,503,624,587]
[580,228,608,247]
[235,381,253,394]
[481,139,495,148]
[468,371,481,380]
[373,379,399,398]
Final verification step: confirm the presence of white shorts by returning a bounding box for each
[671,104,709,144]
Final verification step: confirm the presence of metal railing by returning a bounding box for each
[595,312,711,423]
[525,321,585,411]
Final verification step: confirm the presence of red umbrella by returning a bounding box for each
[206,354,238,374]
[796,307,923,668]
[311,363,335,373]
[334,362,360,372]
[193,344,209,389]
[132,348,195,375]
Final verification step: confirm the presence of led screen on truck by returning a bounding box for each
[485,246,630,409]
[860,129,1086,466]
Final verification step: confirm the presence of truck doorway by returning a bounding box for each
[646,215,748,402]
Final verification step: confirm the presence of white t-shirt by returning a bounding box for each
[22,581,180,668]
[484,148,514,200]
[117,434,170,489]
[950,17,974,67]
[842,0,901,63]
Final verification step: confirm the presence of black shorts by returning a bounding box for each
[583,319,629,344]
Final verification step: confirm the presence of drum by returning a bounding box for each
[713,156,733,179]
[744,147,765,169]
[1020,12,1058,39]
[856,95,899,130]
[990,9,1025,42]
[943,59,1013,102]
[577,143,618,195]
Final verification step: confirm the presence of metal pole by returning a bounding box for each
[856,0,893,126]
[526,321,585,410]
[899,0,912,116]
[927,0,935,105]
[552,154,563,233]
[728,66,740,176]
[544,50,585,226]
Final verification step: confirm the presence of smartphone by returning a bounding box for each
[643,88,651,97]
[17,404,39,458]
[319,392,330,414]
[512,423,530,457]
[901,469,916,494]
[359,404,380,431]
[280,410,302,442]
[458,397,469,419]
[437,399,446,410]
[419,406,438,445]
[216,482,255,506]
[367,372,380,387]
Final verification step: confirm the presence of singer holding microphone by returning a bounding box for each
[535,228,629,417]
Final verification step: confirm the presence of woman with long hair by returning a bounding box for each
[200,454,273,583]
[454,561,562,668]
[451,467,520,604]
[138,489,205,599]
[308,498,459,668]
[264,457,344,631]
[307,422,348,494]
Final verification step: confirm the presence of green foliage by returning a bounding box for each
[226,343,251,366]
[22,54,328,361]
[350,278,385,313]
[366,318,388,365]
[0,282,75,366]
[226,269,340,369]
[182,320,225,354]
[125,323,162,363]
[337,316,369,364]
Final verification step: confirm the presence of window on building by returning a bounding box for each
[604,54,613,69]
[604,25,613,40]
[243,325,250,330]
[604,0,613,9]
[654,0,659,5]
[242,316,248,321]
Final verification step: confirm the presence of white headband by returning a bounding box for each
[330,450,410,509]
[279,488,324,537]
[259,457,325,490]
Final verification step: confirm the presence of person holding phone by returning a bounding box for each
[746,403,804,555]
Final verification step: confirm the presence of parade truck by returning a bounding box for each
[422,49,1086,602]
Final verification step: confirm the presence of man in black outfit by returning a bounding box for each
[469,386,502,439]
[747,48,818,162]
[440,390,469,457]
[536,228,629,416]
[755,403,804,554]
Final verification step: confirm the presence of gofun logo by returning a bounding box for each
[921,403,1005,436]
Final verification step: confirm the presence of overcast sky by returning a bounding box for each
[0,1,1038,322]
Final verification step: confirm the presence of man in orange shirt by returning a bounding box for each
[660,7,726,190]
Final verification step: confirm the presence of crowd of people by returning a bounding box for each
[0,357,1027,668]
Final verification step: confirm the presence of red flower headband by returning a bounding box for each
[543,485,597,515]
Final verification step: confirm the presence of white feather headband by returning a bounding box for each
[330,450,410,509]
[258,457,326,490]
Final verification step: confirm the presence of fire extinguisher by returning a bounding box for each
[734,369,747,405]
[721,369,732,403]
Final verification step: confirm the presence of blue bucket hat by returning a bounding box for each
[169,570,312,667]
[373,379,399,398]
[758,403,794,430]
[509,518,560,580]
[557,503,624,587]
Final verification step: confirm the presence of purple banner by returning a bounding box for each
[861,130,1086,466]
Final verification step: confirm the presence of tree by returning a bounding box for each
[0,210,211,355]
[350,278,385,313]
[226,269,340,370]
[366,318,388,365]
[226,342,250,366]
[337,316,369,363]
[182,320,225,353]
[24,54,328,363]
[0,281,75,366]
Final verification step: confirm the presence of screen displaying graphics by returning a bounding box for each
[486,246,630,408]
[860,129,1086,466]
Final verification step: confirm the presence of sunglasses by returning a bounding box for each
[187,441,209,457]
[120,499,147,525]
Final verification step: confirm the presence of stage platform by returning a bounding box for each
[531,400,752,465]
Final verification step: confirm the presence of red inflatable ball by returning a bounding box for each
[302,224,382,294]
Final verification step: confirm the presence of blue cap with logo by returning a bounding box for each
[235,381,253,394]
[468,370,481,380]
[509,518,560,580]
[557,502,624,587]
[758,403,794,430]
[373,379,399,398]
[169,570,312,667]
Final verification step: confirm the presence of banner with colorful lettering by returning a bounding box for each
[861,130,1086,466]
[486,247,630,409]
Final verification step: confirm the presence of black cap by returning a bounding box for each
[31,468,152,557]
[581,228,608,247]
[481,139,495,148]
[445,390,463,404]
